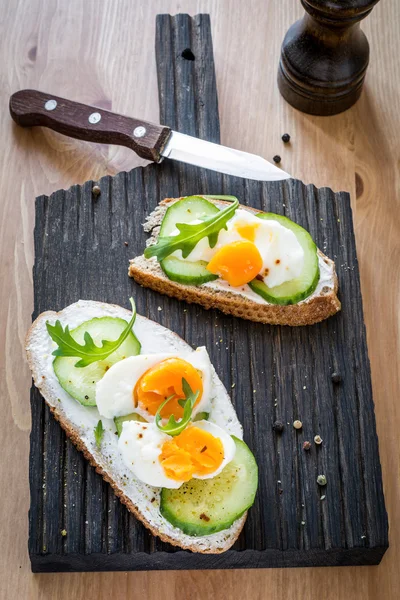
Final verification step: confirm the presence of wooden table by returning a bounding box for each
[1,0,398,598]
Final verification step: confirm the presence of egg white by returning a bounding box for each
[95,347,212,421]
[171,208,304,288]
[118,419,236,489]
[118,420,180,488]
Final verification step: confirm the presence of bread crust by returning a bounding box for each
[26,302,246,554]
[129,198,341,326]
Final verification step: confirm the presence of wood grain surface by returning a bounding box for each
[0,0,398,598]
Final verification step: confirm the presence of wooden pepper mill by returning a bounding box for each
[278,0,380,115]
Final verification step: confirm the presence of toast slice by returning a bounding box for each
[26,300,247,553]
[129,198,341,326]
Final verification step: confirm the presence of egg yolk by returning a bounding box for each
[235,222,259,242]
[134,358,203,419]
[159,426,224,482]
[206,240,263,287]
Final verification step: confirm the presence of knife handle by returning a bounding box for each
[9,89,171,162]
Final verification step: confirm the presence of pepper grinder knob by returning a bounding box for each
[278,0,380,116]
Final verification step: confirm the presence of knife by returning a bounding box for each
[9,89,290,181]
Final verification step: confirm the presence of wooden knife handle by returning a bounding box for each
[9,89,171,162]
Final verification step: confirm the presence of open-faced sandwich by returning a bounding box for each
[129,195,341,326]
[26,299,258,553]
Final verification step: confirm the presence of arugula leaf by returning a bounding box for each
[94,420,104,449]
[46,297,139,368]
[144,197,239,262]
[155,378,199,437]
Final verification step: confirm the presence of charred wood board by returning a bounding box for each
[29,14,388,572]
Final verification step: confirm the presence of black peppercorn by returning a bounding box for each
[331,372,342,383]
[273,420,284,433]
[273,155,281,164]
[282,133,290,143]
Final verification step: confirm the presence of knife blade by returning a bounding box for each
[9,90,290,181]
[161,131,289,181]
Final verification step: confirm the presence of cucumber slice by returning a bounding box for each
[248,212,320,305]
[160,196,220,285]
[114,413,147,436]
[193,411,209,422]
[53,317,141,406]
[160,256,218,285]
[160,436,258,536]
[160,196,219,236]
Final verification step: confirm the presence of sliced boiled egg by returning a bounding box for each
[118,419,236,489]
[182,420,236,480]
[206,240,263,287]
[95,347,212,421]
[170,208,304,289]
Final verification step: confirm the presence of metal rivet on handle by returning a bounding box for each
[88,112,101,124]
[44,99,57,111]
[133,126,146,138]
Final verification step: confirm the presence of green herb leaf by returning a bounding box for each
[144,197,239,262]
[94,420,105,448]
[46,297,139,368]
[155,378,199,437]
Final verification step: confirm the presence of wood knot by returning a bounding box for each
[28,46,37,61]
[181,48,195,61]
[355,173,364,198]
[93,98,112,111]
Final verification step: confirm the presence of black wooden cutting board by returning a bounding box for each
[29,14,388,572]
